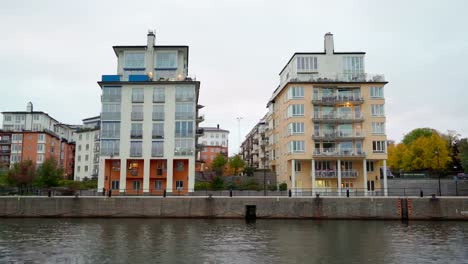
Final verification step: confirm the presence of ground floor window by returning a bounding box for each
[111,180,120,190]
[341,181,354,188]
[155,180,162,190]
[315,180,331,187]
[133,180,141,191]
[176,180,184,190]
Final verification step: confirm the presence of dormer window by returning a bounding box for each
[155,51,178,70]
[124,53,145,69]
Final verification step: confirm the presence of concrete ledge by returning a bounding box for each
[0,197,467,220]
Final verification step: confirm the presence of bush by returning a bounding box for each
[268,184,278,191]
[195,181,211,190]
[211,176,225,190]
[243,166,255,176]
[279,182,287,191]
[239,179,261,191]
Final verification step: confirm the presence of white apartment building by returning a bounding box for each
[74,116,100,181]
[241,117,269,169]
[97,31,201,195]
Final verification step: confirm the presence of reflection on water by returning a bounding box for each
[0,219,467,263]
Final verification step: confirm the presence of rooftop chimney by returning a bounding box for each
[324,32,334,55]
[147,29,155,48]
[217,124,220,129]
[27,102,33,112]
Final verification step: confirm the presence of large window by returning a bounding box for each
[130,141,142,157]
[343,56,364,77]
[133,181,141,191]
[102,103,121,121]
[372,122,385,134]
[131,105,144,121]
[175,121,194,137]
[152,123,164,138]
[287,86,304,99]
[152,105,164,121]
[288,104,304,117]
[38,134,45,142]
[132,88,144,103]
[111,181,120,190]
[153,87,165,102]
[297,56,318,72]
[366,161,374,172]
[371,104,385,117]
[101,140,119,156]
[37,143,45,152]
[101,122,120,138]
[151,141,164,157]
[131,123,143,139]
[175,103,194,120]
[288,122,304,135]
[102,87,121,102]
[288,141,305,153]
[175,139,194,155]
[124,53,145,69]
[175,86,194,102]
[155,180,163,190]
[176,180,184,190]
[155,51,178,69]
[370,87,384,98]
[372,141,386,153]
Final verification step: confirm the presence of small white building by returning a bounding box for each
[74,116,100,181]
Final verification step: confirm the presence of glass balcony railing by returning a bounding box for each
[312,112,364,122]
[315,170,358,178]
[290,73,385,83]
[312,130,365,139]
[313,148,365,157]
[311,95,364,105]
[174,148,194,156]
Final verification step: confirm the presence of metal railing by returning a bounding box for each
[312,112,364,122]
[313,130,365,139]
[311,95,364,105]
[290,72,385,83]
[313,148,365,157]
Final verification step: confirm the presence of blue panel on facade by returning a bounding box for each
[129,75,149,82]
[102,75,121,82]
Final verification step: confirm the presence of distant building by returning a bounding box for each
[74,116,100,181]
[197,125,229,171]
[240,116,269,169]
[97,31,202,195]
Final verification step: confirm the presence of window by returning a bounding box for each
[101,140,120,156]
[153,87,165,102]
[4,115,11,121]
[130,141,142,157]
[78,134,82,140]
[372,141,386,153]
[297,56,318,72]
[372,122,385,134]
[85,155,89,161]
[176,161,185,172]
[371,104,385,117]
[175,86,194,101]
[86,144,89,151]
[38,134,45,142]
[111,181,120,190]
[370,87,384,98]
[176,180,184,190]
[155,51,177,69]
[152,123,164,138]
[288,122,304,135]
[288,104,304,117]
[101,122,120,138]
[12,144,22,152]
[77,166,80,172]
[175,121,194,137]
[102,103,121,120]
[152,141,164,157]
[294,161,302,172]
[288,87,304,99]
[131,123,143,139]
[132,88,144,103]
[315,161,332,171]
[342,161,353,170]
[155,180,162,190]
[133,180,141,191]
[131,105,144,121]
[288,141,305,153]
[85,166,88,172]
[102,87,121,102]
[152,105,164,121]
[366,161,374,172]
[343,56,364,77]
[36,154,45,164]
[37,144,45,152]
[124,53,145,69]
[12,134,23,141]
[175,103,194,120]
[175,139,194,155]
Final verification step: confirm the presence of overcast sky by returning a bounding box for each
[1,0,467,153]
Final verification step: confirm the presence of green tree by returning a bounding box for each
[228,155,245,175]
[402,128,435,145]
[243,166,255,176]
[211,154,227,176]
[195,181,211,190]
[7,160,36,187]
[279,182,287,191]
[35,158,64,188]
[0,170,8,187]
[388,143,408,172]
[211,176,225,190]
[458,138,468,173]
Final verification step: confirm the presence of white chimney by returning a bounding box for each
[147,30,155,48]
[27,102,33,112]
[324,32,334,55]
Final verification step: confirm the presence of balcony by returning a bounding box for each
[196,128,204,136]
[312,130,365,140]
[174,148,194,156]
[290,72,385,83]
[315,170,358,178]
[196,115,205,123]
[316,170,337,178]
[0,139,11,144]
[312,112,364,123]
[101,75,121,82]
[311,95,364,105]
[313,148,365,158]
[342,170,359,178]
[0,149,11,154]
[130,131,143,139]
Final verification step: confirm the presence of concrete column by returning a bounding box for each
[167,158,173,193]
[188,157,195,192]
[143,158,150,194]
[291,159,296,195]
[363,159,368,196]
[311,159,316,194]
[120,158,127,193]
[337,159,342,196]
[383,160,388,196]
[97,157,106,192]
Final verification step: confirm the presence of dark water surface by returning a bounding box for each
[0,218,467,263]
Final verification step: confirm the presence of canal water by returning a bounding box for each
[0,219,467,263]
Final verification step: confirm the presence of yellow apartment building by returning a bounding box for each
[266,33,389,196]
